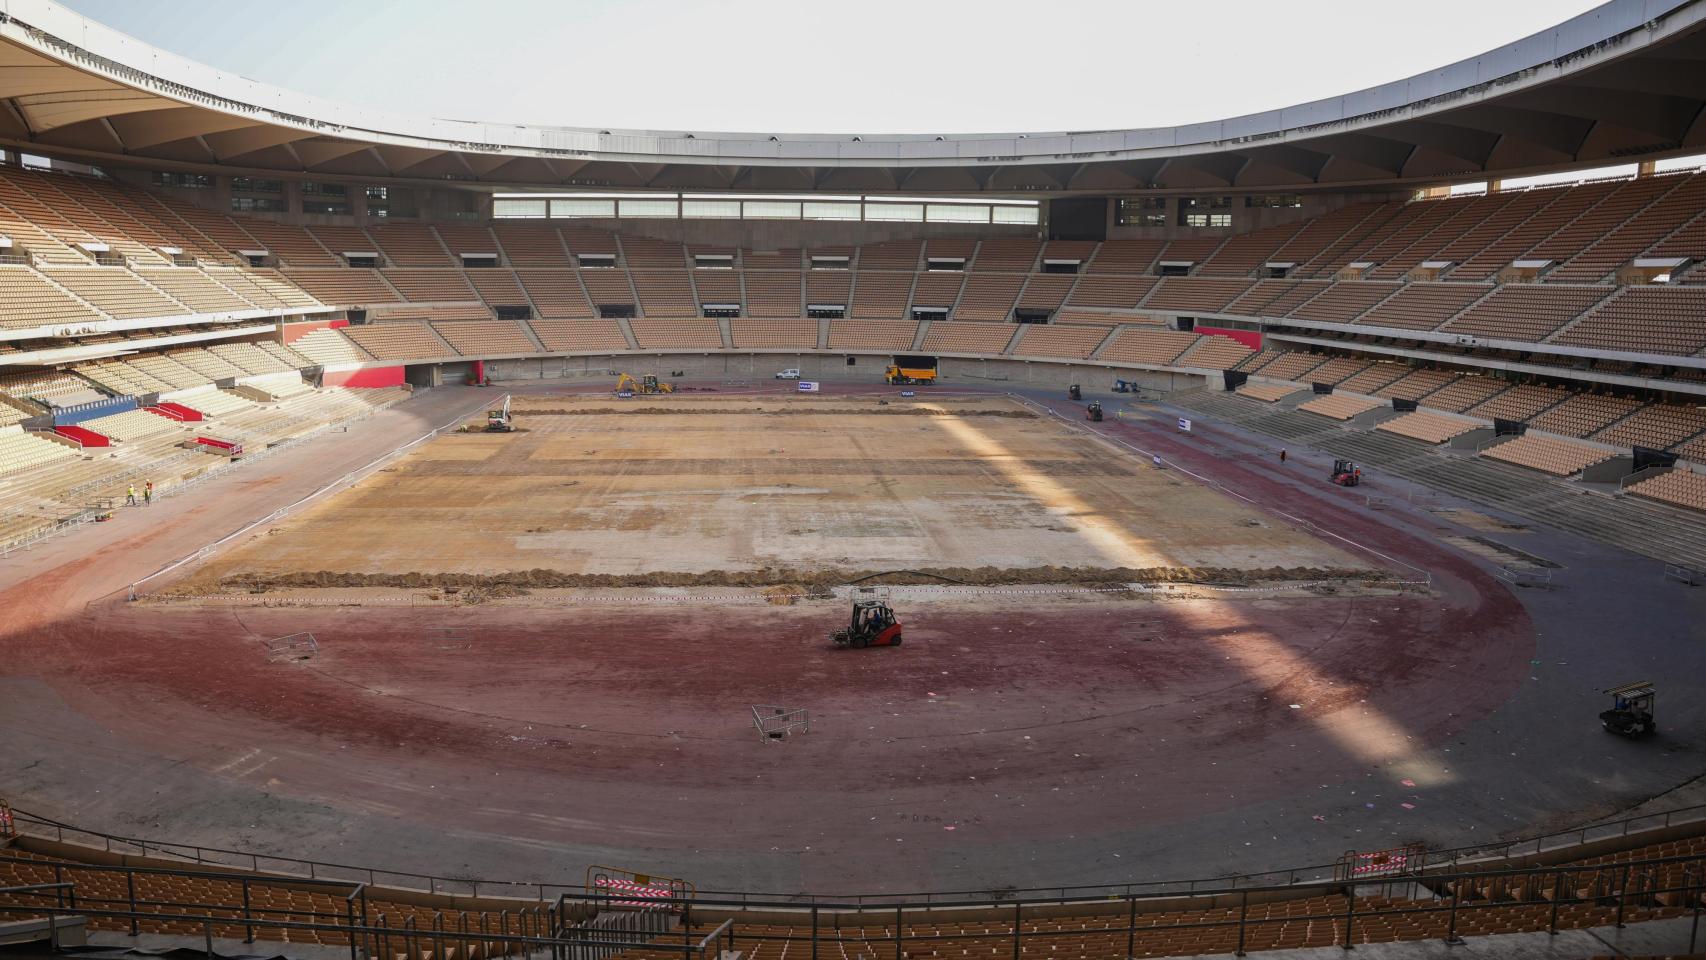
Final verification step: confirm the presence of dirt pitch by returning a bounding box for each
[173,394,1366,596]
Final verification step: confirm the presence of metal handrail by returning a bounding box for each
[11,800,1706,905]
[0,852,1701,958]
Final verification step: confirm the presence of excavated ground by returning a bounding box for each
[166,394,1376,600]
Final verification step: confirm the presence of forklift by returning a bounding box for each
[1085,400,1103,422]
[1599,681,1655,738]
[1330,459,1361,487]
[830,599,903,649]
[1068,384,1082,401]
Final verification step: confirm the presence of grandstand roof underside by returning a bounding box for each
[2,0,1706,194]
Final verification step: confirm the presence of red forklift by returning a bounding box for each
[831,599,903,649]
[1330,459,1362,487]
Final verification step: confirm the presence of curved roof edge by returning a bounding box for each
[1,0,1700,169]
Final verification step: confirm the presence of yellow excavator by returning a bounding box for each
[616,373,675,395]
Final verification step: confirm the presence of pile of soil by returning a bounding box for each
[516,407,1035,418]
[193,563,1388,595]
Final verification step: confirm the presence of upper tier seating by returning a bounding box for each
[953,274,1025,321]
[1440,286,1611,342]
[1086,240,1162,274]
[381,269,478,302]
[632,270,700,317]
[971,239,1040,271]
[1354,283,1489,330]
[1287,282,1399,323]
[1064,274,1155,309]
[1143,277,1252,313]
[368,223,454,266]
[0,266,101,328]
[40,268,186,319]
[849,273,915,319]
[135,268,257,313]
[492,224,571,264]
[516,269,595,318]
[1550,286,1706,356]
[744,271,804,317]
[281,269,400,304]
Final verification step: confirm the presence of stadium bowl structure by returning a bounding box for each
[0,5,1703,955]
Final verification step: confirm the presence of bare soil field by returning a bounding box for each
[171,395,1366,597]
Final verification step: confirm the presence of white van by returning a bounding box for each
[775,368,801,380]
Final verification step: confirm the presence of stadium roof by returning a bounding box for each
[1,0,1705,195]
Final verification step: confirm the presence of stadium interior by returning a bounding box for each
[2,0,1706,958]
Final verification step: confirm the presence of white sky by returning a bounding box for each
[58,0,1608,135]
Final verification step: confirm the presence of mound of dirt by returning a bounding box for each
[517,407,1035,418]
[194,563,1389,595]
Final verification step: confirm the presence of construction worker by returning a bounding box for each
[126,485,137,506]
[143,480,153,505]
[1280,448,1288,464]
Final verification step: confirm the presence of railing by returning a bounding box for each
[1,851,1701,959]
[10,802,1706,906]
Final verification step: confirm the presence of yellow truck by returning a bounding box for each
[884,365,937,385]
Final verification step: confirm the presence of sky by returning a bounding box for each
[59,0,1609,136]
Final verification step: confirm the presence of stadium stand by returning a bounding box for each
[729,320,818,349]
[367,223,454,266]
[1481,434,1617,476]
[1297,394,1384,420]
[1176,334,1255,370]
[527,319,631,353]
[288,328,372,366]
[1287,281,1399,323]
[39,267,186,319]
[0,266,100,328]
[1440,285,1611,342]
[1143,277,1251,313]
[921,321,1019,355]
[827,319,918,352]
[849,272,915,319]
[1626,468,1706,512]
[0,425,78,476]
[380,269,478,303]
[632,270,701,317]
[1550,286,1706,356]
[1063,274,1154,309]
[1236,382,1304,402]
[1377,410,1481,444]
[952,274,1025,321]
[1096,328,1201,366]
[1010,324,1112,360]
[431,320,537,356]
[743,271,804,318]
[516,269,595,318]
[281,268,399,305]
[342,322,454,361]
[629,319,723,350]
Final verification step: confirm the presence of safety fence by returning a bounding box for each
[9,803,1706,906]
[1,849,1701,960]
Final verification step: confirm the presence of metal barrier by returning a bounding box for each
[10,801,1706,906]
[1495,566,1554,589]
[2,850,1701,960]
[751,705,809,742]
[1665,563,1702,586]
